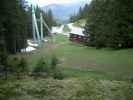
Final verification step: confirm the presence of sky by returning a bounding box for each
[26,0,89,7]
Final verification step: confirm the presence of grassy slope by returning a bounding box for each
[24,35,133,81]
[1,35,133,100]
[73,19,86,27]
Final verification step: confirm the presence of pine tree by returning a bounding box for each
[0,0,28,53]
[84,0,133,48]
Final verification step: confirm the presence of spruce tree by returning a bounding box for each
[84,0,133,48]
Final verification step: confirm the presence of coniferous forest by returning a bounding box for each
[0,0,56,54]
[0,0,27,53]
[70,0,133,48]
[84,0,133,48]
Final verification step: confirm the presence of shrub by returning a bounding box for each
[33,56,64,79]
[18,58,28,74]
[32,57,49,77]
[50,55,59,70]
[50,55,64,80]
[7,57,28,78]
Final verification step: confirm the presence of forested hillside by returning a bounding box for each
[84,0,133,48]
[0,0,56,54]
[0,0,28,53]
[69,4,89,22]
[70,0,133,48]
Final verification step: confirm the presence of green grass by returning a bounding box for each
[2,34,133,100]
[23,35,133,81]
[1,77,133,100]
[73,19,86,27]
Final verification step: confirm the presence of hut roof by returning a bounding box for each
[70,27,84,36]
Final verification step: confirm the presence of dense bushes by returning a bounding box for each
[32,57,49,76]
[0,48,64,80]
[32,56,64,80]
[0,49,28,79]
[0,56,29,79]
[7,57,29,78]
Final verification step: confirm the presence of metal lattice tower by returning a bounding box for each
[32,5,52,45]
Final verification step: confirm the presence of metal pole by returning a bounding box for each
[42,19,51,33]
[42,18,53,43]
[40,13,43,40]
[32,6,41,44]
[32,5,37,42]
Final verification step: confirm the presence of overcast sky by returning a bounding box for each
[26,0,89,7]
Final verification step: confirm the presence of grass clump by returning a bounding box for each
[0,78,133,100]
[32,57,49,77]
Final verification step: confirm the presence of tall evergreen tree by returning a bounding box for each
[0,0,28,53]
[69,4,89,22]
[35,7,56,36]
[84,0,133,48]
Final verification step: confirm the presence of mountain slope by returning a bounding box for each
[42,1,88,23]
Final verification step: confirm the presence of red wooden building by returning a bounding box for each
[69,27,85,43]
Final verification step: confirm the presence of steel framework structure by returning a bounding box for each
[32,5,52,45]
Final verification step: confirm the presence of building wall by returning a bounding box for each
[69,33,84,43]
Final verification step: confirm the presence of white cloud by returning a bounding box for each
[27,0,89,7]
